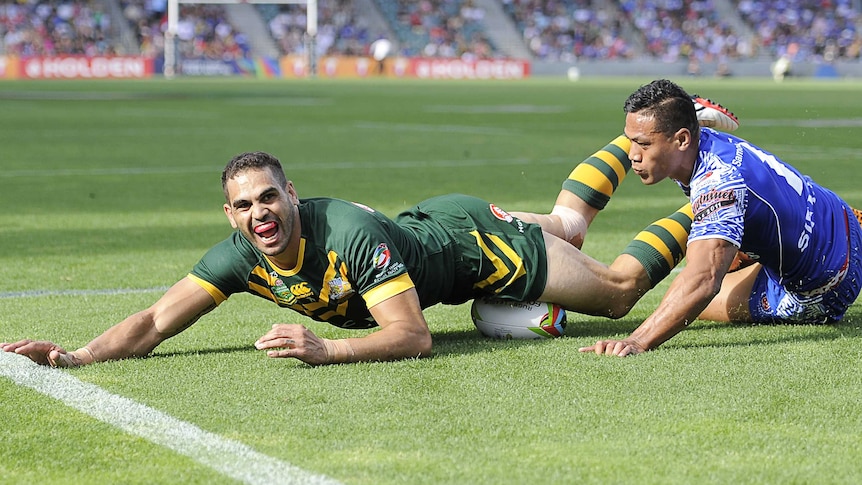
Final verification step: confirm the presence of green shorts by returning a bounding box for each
[401,194,549,304]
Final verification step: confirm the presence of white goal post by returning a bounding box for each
[164,0,318,78]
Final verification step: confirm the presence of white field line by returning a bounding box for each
[0,352,341,485]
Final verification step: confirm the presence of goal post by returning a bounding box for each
[164,0,318,78]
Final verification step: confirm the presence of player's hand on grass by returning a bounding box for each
[578,339,645,357]
[1,340,85,367]
[255,323,332,365]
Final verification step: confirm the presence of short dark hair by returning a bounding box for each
[623,79,698,137]
[221,152,288,200]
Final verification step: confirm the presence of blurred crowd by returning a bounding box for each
[1,0,860,63]
[371,0,496,58]
[122,0,251,60]
[502,0,633,60]
[1,0,114,56]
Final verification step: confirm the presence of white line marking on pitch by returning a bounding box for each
[0,352,341,485]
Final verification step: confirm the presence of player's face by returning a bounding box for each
[624,112,693,185]
[223,168,300,268]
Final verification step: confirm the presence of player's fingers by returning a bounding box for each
[265,348,296,359]
[3,339,33,352]
[50,350,84,368]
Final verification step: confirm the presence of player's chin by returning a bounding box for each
[254,235,288,255]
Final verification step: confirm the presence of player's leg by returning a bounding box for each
[512,136,631,248]
[698,263,760,322]
[512,96,738,249]
[539,204,692,318]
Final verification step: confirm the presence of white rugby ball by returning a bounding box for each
[471,298,567,339]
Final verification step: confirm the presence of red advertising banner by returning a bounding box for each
[279,56,530,80]
[0,55,529,80]
[410,58,530,80]
[20,56,154,79]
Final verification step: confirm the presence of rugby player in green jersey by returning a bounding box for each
[2,97,738,367]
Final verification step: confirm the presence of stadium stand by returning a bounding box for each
[502,0,634,60]
[257,0,370,56]
[3,0,860,63]
[1,0,116,56]
[369,0,498,58]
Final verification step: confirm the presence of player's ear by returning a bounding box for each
[285,181,299,204]
[223,204,238,229]
[674,127,692,151]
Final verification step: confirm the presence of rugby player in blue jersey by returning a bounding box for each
[581,79,862,357]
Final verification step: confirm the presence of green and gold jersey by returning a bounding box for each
[189,195,548,329]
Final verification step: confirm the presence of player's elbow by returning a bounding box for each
[604,286,649,319]
[411,328,433,358]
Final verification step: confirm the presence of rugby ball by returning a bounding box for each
[471,298,567,339]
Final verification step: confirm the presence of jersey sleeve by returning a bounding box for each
[331,204,415,307]
[188,233,260,305]
[689,154,746,247]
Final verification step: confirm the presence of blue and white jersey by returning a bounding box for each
[679,128,851,294]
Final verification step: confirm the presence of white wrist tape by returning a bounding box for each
[551,205,588,242]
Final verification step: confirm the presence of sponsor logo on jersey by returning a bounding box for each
[489,203,513,223]
[692,189,737,222]
[372,243,391,270]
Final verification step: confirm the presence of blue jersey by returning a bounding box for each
[681,129,852,295]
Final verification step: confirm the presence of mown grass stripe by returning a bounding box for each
[0,352,341,485]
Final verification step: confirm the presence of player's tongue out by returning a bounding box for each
[254,221,278,239]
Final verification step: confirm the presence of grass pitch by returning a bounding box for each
[2,77,862,484]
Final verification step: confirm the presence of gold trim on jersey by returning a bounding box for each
[319,250,352,315]
[364,273,416,308]
[470,231,526,293]
[186,274,228,305]
[262,238,307,276]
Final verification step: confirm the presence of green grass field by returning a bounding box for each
[2,77,862,484]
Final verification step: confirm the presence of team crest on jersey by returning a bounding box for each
[490,204,513,222]
[270,275,298,305]
[692,189,737,222]
[372,243,391,270]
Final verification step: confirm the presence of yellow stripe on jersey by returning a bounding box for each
[470,231,527,293]
[318,250,351,318]
[186,274,228,305]
[363,273,416,309]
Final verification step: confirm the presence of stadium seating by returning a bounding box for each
[3,0,859,62]
[1,0,116,56]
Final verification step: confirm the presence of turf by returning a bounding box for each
[2,77,862,484]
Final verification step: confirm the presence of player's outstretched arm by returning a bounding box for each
[254,287,433,365]
[579,238,739,357]
[2,277,217,367]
